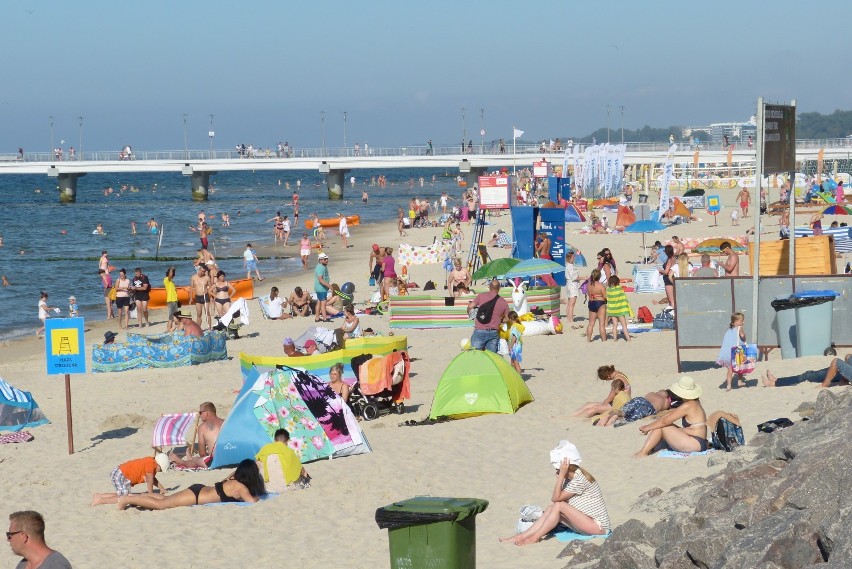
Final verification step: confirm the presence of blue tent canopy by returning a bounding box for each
[0,378,49,432]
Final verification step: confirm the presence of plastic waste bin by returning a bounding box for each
[376,496,489,569]
[770,297,798,359]
[791,290,839,357]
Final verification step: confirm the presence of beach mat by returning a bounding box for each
[201,493,277,507]
[554,529,610,542]
[658,449,714,459]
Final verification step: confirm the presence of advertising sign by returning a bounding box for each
[763,104,796,174]
[478,176,510,209]
[45,318,86,375]
[533,161,551,178]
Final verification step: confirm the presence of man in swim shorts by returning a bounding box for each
[190,266,213,329]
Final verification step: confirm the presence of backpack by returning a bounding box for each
[710,417,745,452]
[475,294,500,325]
[637,306,653,323]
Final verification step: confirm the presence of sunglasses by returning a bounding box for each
[6,531,23,540]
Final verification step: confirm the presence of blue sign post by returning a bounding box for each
[45,317,85,454]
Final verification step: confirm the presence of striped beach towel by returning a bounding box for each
[605,286,632,317]
[152,413,197,448]
[793,226,852,253]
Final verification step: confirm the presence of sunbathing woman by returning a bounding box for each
[573,365,632,418]
[211,270,236,319]
[634,377,707,457]
[117,459,265,510]
[500,454,610,545]
[586,269,607,342]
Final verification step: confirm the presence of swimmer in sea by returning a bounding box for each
[2,276,9,286]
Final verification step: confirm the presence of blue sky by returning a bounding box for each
[2,0,848,152]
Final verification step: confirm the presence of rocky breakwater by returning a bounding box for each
[561,389,852,569]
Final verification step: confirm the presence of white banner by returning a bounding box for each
[659,143,677,213]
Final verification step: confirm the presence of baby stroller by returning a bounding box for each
[214,310,244,339]
[348,352,410,421]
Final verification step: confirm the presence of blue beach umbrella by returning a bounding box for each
[504,257,565,279]
[624,220,666,260]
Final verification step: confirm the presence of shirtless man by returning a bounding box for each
[169,402,223,469]
[671,236,685,257]
[535,233,552,260]
[368,244,385,284]
[175,310,203,337]
[190,266,213,329]
[719,242,740,276]
[737,187,750,217]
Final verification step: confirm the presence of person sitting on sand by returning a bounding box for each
[117,459,265,510]
[169,402,223,469]
[338,304,361,341]
[288,286,314,317]
[255,429,311,492]
[573,365,632,418]
[500,442,610,545]
[763,355,852,388]
[175,310,203,338]
[591,379,630,427]
[327,363,351,402]
[635,377,707,457]
[91,452,169,506]
[282,337,305,357]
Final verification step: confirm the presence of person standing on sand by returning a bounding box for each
[243,243,263,281]
[314,252,331,322]
[369,244,385,285]
[281,215,291,246]
[190,266,213,330]
[163,267,179,332]
[7,511,73,568]
[338,213,349,249]
[719,242,739,276]
[738,187,750,217]
[300,233,311,270]
[131,267,150,328]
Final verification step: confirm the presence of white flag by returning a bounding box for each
[513,128,524,139]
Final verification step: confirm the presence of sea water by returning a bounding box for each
[0,168,465,340]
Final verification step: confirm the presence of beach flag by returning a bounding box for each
[727,146,733,178]
[659,144,677,213]
[513,128,524,139]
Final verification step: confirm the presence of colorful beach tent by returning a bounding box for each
[211,366,370,468]
[429,350,533,419]
[0,378,49,432]
[615,205,636,228]
[564,203,586,223]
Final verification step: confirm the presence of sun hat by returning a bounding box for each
[549,440,582,469]
[154,452,169,472]
[669,376,703,400]
[68,296,76,301]
[104,331,117,342]
[317,253,329,260]
[175,309,193,319]
[283,337,294,346]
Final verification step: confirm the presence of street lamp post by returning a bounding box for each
[49,116,54,160]
[343,111,347,152]
[78,116,83,161]
[209,114,214,159]
[619,105,625,144]
[606,105,611,145]
[480,108,485,153]
[461,107,466,152]
[183,114,188,159]
[320,111,326,157]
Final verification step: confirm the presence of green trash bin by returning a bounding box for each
[791,291,839,357]
[376,496,489,569]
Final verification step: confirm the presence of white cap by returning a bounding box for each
[317,253,329,260]
[154,452,169,472]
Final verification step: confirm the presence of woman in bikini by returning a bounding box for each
[115,268,133,330]
[211,270,236,319]
[117,459,265,510]
[327,363,351,402]
[586,269,607,342]
[300,233,311,270]
[658,244,676,307]
[634,376,707,457]
[573,365,632,418]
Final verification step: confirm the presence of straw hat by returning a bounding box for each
[669,376,703,400]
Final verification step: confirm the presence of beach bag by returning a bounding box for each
[652,308,675,330]
[621,397,656,422]
[731,344,758,375]
[368,277,376,287]
[517,505,543,534]
[475,294,500,325]
[108,285,117,301]
[637,306,653,323]
[757,418,794,433]
[711,418,745,452]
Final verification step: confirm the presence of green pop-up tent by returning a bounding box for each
[429,350,533,420]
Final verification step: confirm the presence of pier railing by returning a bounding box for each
[10,138,852,163]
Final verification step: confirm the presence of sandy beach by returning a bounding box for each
[1,194,847,569]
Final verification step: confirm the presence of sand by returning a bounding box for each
[1,195,846,569]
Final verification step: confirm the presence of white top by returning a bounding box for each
[563,469,611,531]
[243,248,255,262]
[282,219,290,232]
[38,299,48,320]
[268,297,285,318]
[339,217,349,235]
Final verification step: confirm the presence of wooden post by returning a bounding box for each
[64,373,74,454]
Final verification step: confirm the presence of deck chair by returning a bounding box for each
[152,412,198,455]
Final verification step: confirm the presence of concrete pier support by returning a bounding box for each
[320,164,349,200]
[182,165,216,201]
[48,170,86,203]
[463,166,487,193]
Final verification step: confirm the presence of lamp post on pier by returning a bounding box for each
[78,116,83,161]
[480,108,485,153]
[208,114,214,159]
[49,116,54,160]
[619,105,625,145]
[320,111,326,157]
[183,113,188,160]
[461,107,466,153]
[343,111,347,152]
